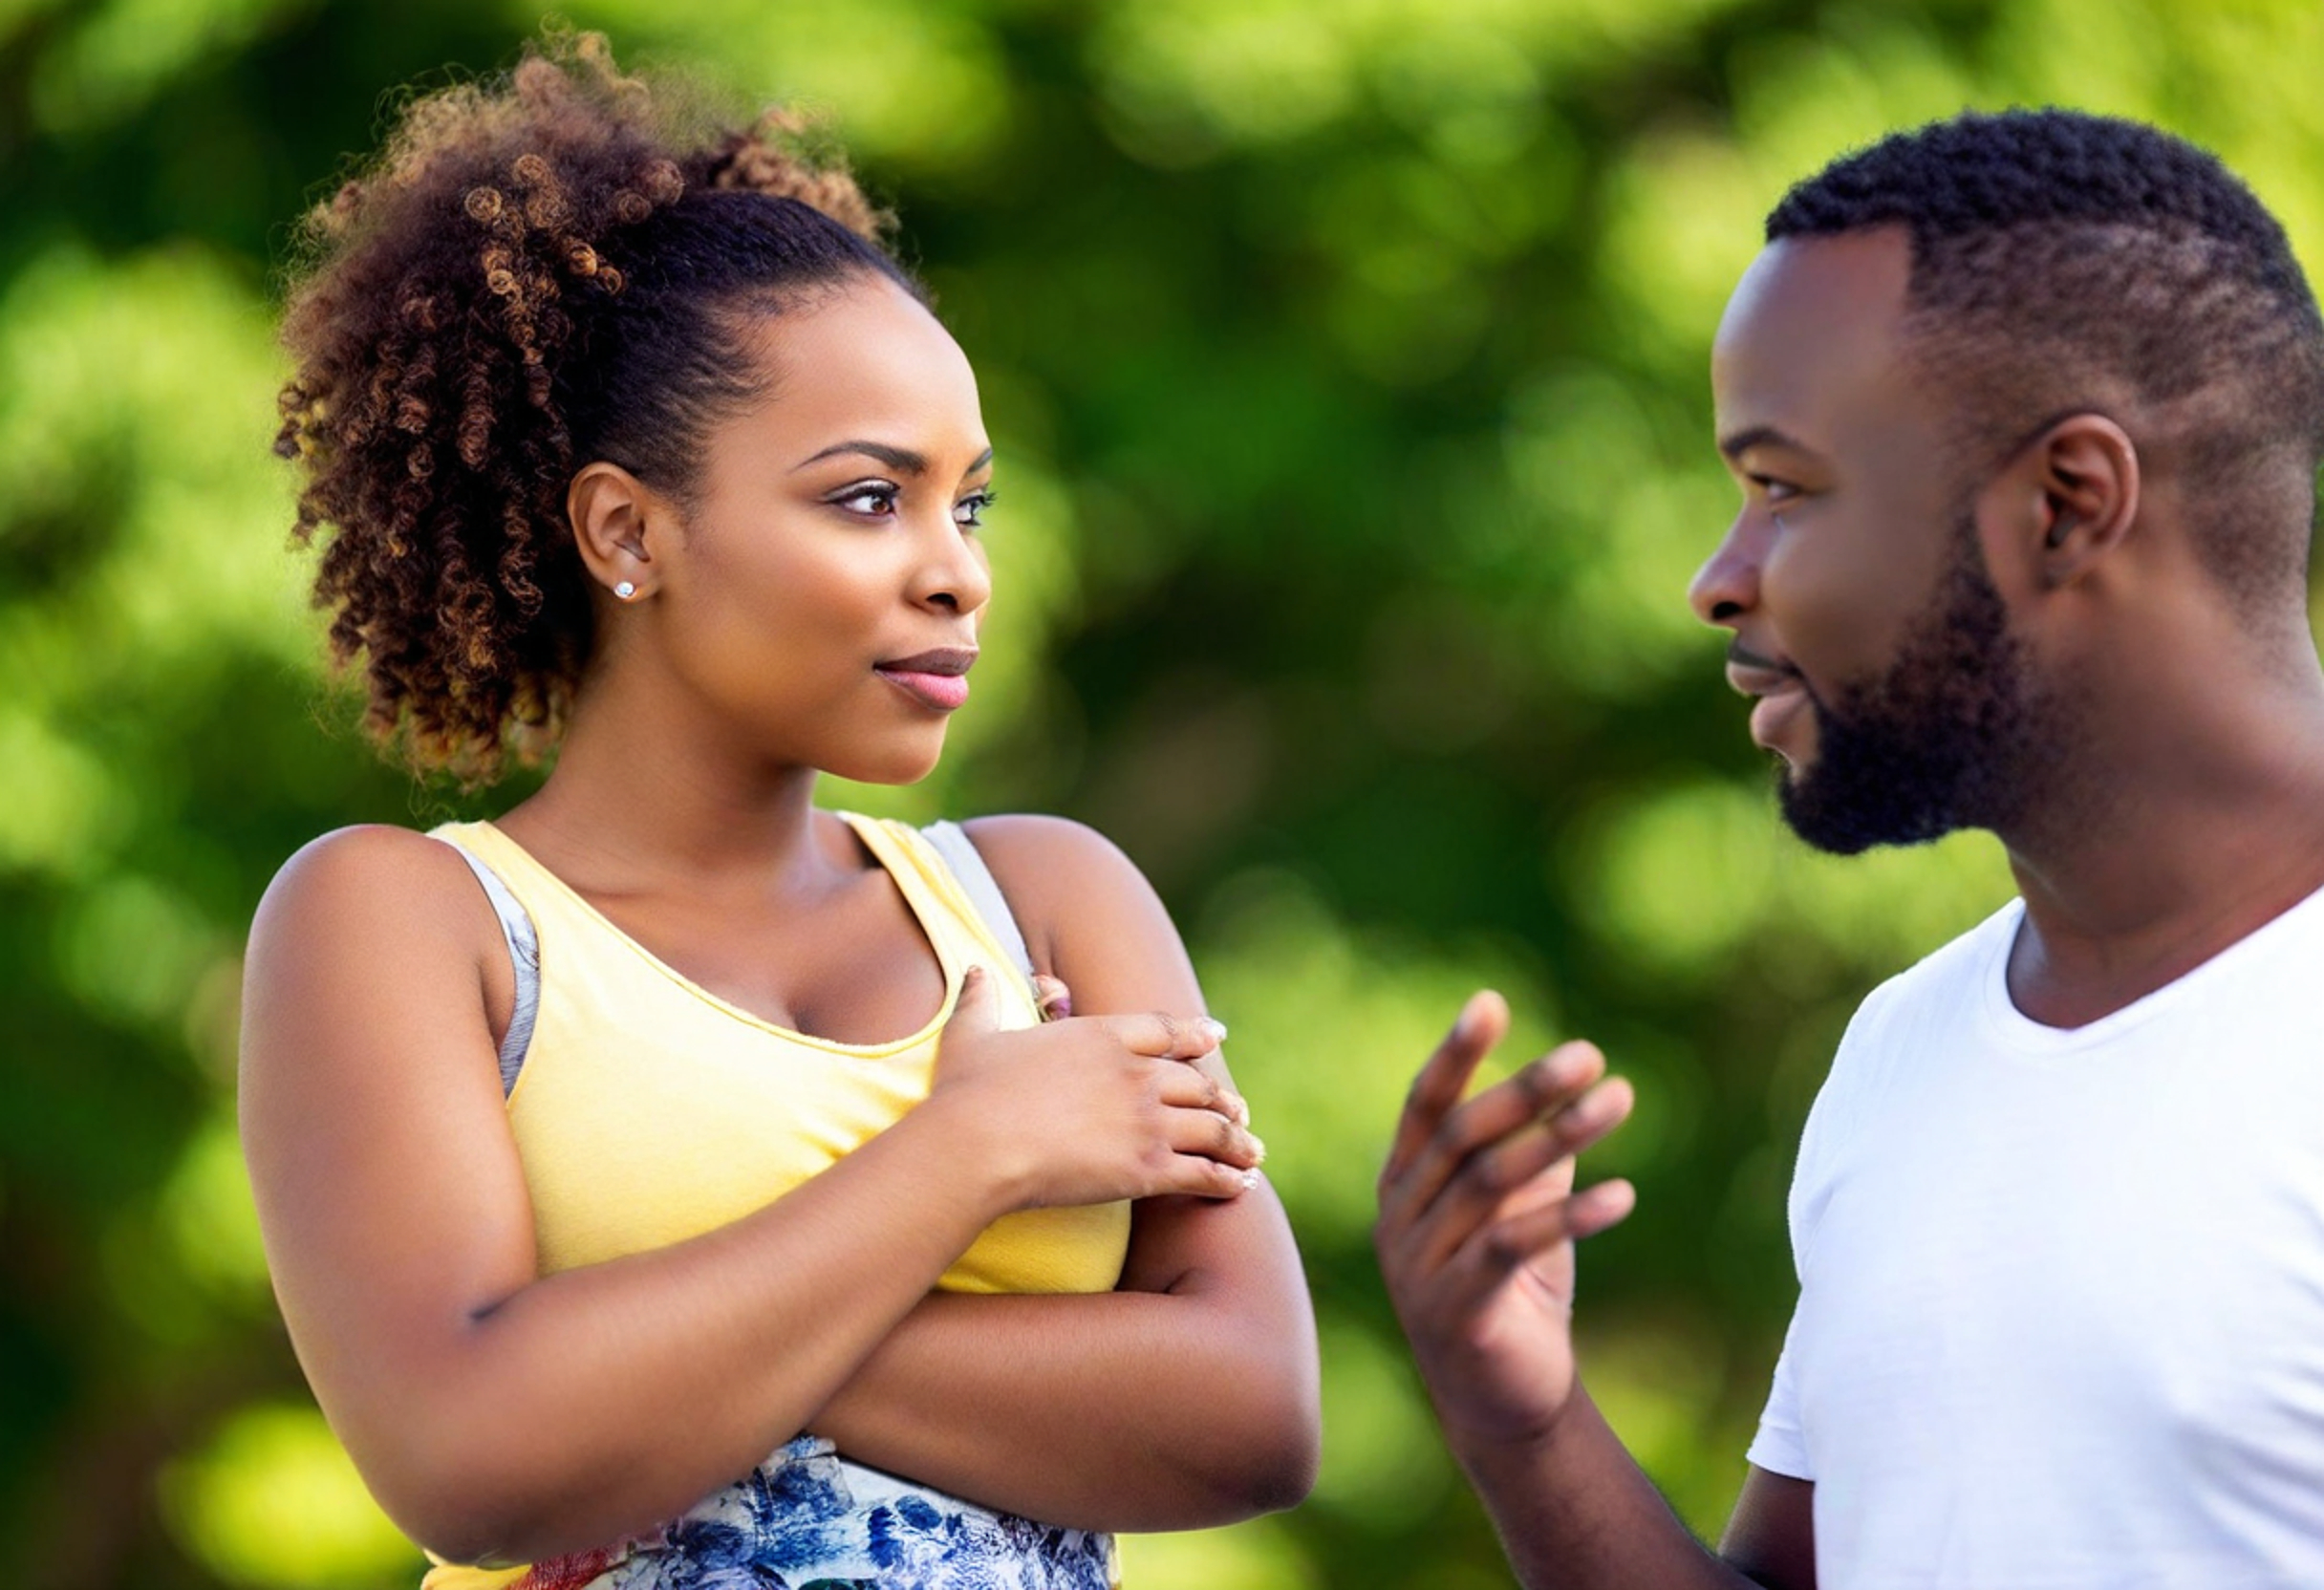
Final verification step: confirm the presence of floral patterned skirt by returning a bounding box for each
[491,1437,1118,1590]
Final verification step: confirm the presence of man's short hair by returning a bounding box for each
[1768,108,2324,613]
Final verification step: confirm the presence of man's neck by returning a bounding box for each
[1999,656,2324,1028]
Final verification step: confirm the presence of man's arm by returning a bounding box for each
[1452,1400,1813,1590]
[1373,992,1814,1590]
[1723,1468,1817,1589]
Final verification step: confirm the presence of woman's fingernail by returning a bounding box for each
[1199,1017,1228,1044]
[1249,1133,1267,1166]
[1226,1091,1251,1126]
[1239,1167,1263,1192]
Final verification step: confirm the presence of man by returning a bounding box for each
[1374,108,2324,1589]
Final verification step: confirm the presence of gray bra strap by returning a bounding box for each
[438,838,539,1097]
[921,820,1038,981]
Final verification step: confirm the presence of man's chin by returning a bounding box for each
[1775,763,1941,857]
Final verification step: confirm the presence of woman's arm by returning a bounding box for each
[809,815,1323,1531]
[239,825,1256,1567]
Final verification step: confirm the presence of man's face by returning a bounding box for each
[1691,228,2040,853]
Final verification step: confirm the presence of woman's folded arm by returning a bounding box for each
[811,814,1322,1530]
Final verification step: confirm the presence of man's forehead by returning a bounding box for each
[1713,227,1918,439]
[1718,227,1912,344]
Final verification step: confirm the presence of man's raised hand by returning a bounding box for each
[1374,991,1638,1448]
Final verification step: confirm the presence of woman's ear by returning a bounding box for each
[2026,413,2141,589]
[569,462,665,602]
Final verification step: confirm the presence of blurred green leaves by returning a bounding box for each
[162,1403,420,1588]
[6,1,2323,1585]
[27,0,312,133]
[0,244,309,878]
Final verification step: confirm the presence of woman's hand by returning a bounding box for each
[805,814,1320,1532]
[932,966,1262,1210]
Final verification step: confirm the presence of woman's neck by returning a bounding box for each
[497,665,838,895]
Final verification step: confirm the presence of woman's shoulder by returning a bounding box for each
[956,815,1181,989]
[250,823,504,965]
[958,812,1129,865]
[957,814,1149,904]
[262,821,482,904]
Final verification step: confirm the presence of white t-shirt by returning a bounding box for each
[1749,887,2324,1589]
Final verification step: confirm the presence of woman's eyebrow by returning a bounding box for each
[793,440,926,473]
[790,441,997,476]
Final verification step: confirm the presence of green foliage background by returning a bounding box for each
[4,1,2319,1584]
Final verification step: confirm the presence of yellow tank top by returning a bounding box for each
[417,812,1131,1588]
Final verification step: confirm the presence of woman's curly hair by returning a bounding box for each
[275,32,917,782]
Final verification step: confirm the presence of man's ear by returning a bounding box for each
[2017,413,2141,589]
[569,462,666,601]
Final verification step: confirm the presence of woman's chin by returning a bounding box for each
[823,742,948,788]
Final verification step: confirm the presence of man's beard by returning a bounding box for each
[1778,523,2046,855]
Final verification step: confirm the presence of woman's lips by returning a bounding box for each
[877,667,971,712]
[874,647,977,713]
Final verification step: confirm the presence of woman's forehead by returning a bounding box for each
[719,280,986,461]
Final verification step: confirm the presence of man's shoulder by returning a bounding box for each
[1787,898,2027,1220]
[1804,897,2023,1127]
[1849,895,2024,1028]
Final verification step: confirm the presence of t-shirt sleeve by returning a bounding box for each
[1744,1310,1814,1480]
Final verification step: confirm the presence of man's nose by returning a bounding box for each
[1687,514,1762,627]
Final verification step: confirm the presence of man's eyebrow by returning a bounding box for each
[789,441,997,477]
[1717,424,1814,462]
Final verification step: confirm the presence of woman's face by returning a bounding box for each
[645,275,996,784]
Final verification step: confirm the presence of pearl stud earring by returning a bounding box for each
[613,580,637,600]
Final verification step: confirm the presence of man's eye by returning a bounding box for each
[953,490,995,529]
[830,483,900,516]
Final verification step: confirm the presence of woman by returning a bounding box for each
[240,34,1319,1590]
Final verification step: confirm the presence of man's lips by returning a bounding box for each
[875,647,978,713]
[1723,641,1800,700]
[1725,643,1809,755]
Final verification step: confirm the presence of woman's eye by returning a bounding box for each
[829,482,901,517]
[953,490,995,530]
[1751,474,1799,505]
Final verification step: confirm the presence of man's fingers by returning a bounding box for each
[1546,1074,1634,1164]
[1386,1040,1608,1226]
[1450,1042,1610,1163]
[1406,1074,1634,1272]
[1466,1177,1638,1274]
[1406,1137,1571,1276]
[1383,991,1510,1185]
